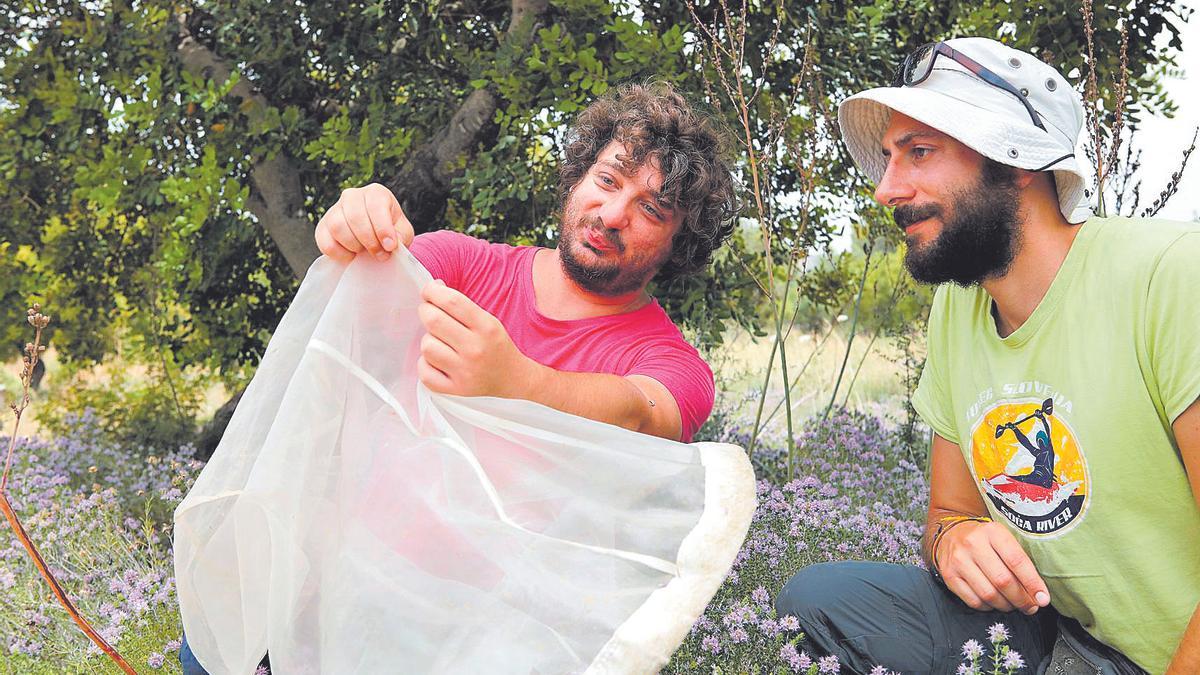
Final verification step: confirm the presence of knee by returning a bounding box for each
[775,561,856,620]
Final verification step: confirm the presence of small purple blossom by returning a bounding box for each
[779,644,802,670]
[1002,649,1025,670]
[751,586,771,607]
[961,638,984,660]
[147,652,165,668]
[988,623,1010,643]
[818,654,841,673]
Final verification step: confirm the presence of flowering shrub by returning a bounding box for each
[666,408,929,672]
[0,410,199,672]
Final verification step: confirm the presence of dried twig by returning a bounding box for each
[1082,2,1131,216]
[1141,127,1198,217]
[0,305,138,674]
[1082,0,1104,213]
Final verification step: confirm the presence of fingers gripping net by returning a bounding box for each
[173,250,756,674]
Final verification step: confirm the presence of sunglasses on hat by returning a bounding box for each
[894,42,1047,132]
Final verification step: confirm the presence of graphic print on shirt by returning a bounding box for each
[968,397,1089,538]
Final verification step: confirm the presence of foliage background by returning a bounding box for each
[0,0,1193,671]
[0,0,1188,449]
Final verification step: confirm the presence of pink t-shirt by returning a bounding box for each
[409,230,714,442]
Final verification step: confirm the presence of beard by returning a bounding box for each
[557,197,670,297]
[898,161,1023,287]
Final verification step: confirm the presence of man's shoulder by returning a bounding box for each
[413,229,524,253]
[411,230,532,269]
[1086,215,1200,262]
[629,300,692,339]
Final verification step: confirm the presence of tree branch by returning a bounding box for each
[176,14,321,281]
[387,0,549,231]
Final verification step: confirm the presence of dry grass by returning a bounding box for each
[705,323,917,428]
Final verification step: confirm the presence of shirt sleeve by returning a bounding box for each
[408,230,486,289]
[627,341,715,443]
[911,286,960,445]
[1145,232,1200,422]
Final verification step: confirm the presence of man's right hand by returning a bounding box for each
[315,183,415,263]
[936,519,1051,615]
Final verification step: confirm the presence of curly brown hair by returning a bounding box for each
[557,81,739,280]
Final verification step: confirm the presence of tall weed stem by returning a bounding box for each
[1,305,138,674]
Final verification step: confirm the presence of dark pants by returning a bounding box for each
[179,635,208,675]
[775,562,1144,675]
[179,635,270,675]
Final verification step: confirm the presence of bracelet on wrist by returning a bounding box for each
[929,515,992,582]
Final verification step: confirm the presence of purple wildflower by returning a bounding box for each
[988,623,1010,643]
[751,586,771,607]
[779,644,802,671]
[818,654,841,673]
[961,638,984,660]
[1002,649,1025,670]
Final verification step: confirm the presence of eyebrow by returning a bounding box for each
[881,131,943,157]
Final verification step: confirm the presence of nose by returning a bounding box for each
[873,158,914,208]
[597,195,633,231]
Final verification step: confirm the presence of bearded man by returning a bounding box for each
[775,37,1200,674]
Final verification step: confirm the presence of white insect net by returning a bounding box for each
[174,250,756,674]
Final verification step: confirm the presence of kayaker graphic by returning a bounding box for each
[969,397,1089,538]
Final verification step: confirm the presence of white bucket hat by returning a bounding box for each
[839,37,1092,223]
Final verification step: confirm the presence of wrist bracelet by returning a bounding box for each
[930,515,991,582]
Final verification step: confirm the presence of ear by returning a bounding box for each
[1012,168,1039,190]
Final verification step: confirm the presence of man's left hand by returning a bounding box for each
[416,280,540,398]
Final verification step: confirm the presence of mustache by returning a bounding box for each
[893,203,942,230]
[583,216,625,253]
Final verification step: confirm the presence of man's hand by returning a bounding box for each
[416,280,540,398]
[926,433,1051,616]
[315,183,415,263]
[936,519,1051,615]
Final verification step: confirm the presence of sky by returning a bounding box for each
[1123,5,1200,221]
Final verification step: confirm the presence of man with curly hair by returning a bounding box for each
[180,83,740,675]
[312,82,737,442]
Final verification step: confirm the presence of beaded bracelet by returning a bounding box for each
[930,515,992,582]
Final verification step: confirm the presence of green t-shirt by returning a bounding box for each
[912,216,1200,673]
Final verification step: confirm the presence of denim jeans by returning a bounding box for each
[179,634,270,675]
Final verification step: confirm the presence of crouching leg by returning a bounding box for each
[775,561,1055,675]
